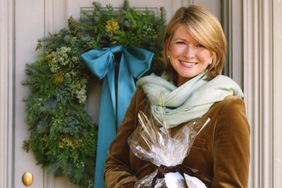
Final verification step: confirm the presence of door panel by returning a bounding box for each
[15,1,46,187]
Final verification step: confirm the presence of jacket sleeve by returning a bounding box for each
[104,88,144,188]
[211,96,250,188]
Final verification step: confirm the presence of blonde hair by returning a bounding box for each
[163,5,227,80]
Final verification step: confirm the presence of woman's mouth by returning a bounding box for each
[180,60,198,68]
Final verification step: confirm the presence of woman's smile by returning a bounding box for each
[179,60,198,68]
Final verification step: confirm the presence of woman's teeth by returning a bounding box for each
[180,61,197,67]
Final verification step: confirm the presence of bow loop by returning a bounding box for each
[80,45,123,79]
[123,47,154,78]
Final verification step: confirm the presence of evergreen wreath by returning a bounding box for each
[23,0,166,187]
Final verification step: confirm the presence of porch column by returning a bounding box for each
[244,0,282,187]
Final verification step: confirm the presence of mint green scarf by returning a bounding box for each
[136,71,244,128]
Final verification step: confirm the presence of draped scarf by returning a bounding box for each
[137,71,244,128]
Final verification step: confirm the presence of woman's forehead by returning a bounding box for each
[172,25,198,43]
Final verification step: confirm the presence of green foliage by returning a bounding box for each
[23,0,166,187]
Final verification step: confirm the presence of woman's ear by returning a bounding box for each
[210,52,216,63]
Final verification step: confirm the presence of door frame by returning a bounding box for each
[0,0,15,187]
[2,0,281,187]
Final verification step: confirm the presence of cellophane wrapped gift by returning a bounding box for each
[128,111,210,188]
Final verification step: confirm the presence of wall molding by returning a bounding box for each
[44,0,69,36]
[273,0,282,187]
[0,0,15,187]
[222,0,243,87]
[243,0,274,187]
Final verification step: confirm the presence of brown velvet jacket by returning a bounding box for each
[104,88,250,188]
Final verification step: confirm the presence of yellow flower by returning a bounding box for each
[60,137,76,149]
[105,19,120,33]
[41,135,48,142]
[47,54,54,67]
[53,72,64,85]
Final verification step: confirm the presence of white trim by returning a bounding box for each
[44,0,55,34]
[45,0,69,35]
[0,0,14,187]
[243,0,274,187]
[273,0,282,187]
[43,172,55,188]
[222,0,243,87]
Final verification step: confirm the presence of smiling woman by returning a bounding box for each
[104,5,250,188]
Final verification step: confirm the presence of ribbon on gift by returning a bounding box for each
[151,164,197,188]
[81,45,154,188]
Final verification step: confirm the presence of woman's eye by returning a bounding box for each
[176,41,186,45]
[196,44,205,48]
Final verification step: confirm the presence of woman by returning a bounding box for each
[104,5,250,188]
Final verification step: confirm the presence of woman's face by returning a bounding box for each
[167,24,213,86]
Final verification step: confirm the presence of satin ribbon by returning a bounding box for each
[151,164,196,188]
[81,45,154,188]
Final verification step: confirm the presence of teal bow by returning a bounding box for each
[81,45,154,188]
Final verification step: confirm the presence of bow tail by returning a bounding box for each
[117,56,136,126]
[94,79,117,188]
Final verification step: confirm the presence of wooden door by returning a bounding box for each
[12,0,221,187]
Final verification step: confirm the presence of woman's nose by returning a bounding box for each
[183,44,196,58]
